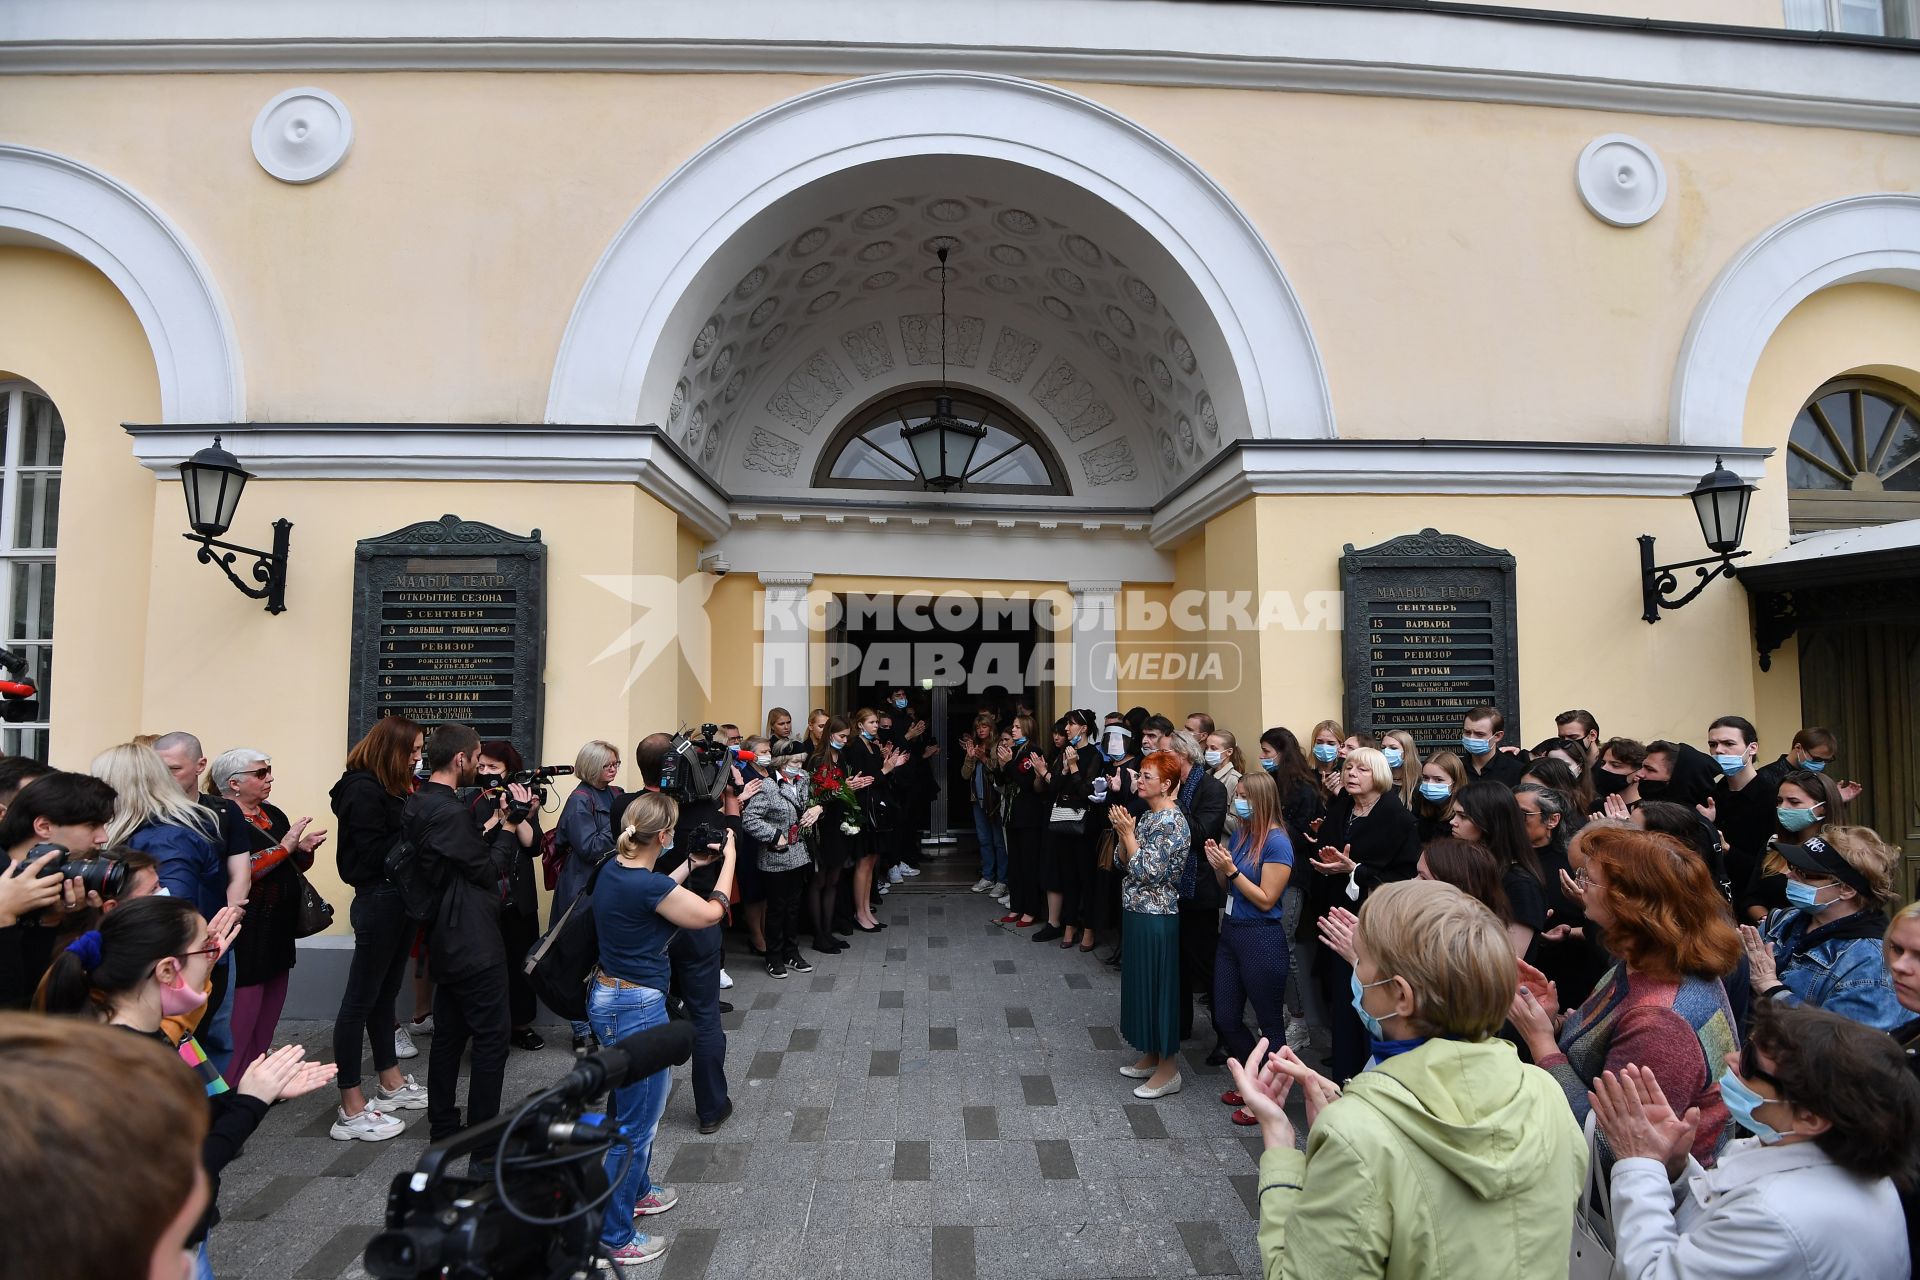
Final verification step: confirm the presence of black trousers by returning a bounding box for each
[500,907,539,1028]
[1175,900,1220,1042]
[427,965,511,1140]
[1317,943,1370,1083]
[1006,824,1045,918]
[668,924,730,1125]
[331,886,413,1091]
[763,865,808,961]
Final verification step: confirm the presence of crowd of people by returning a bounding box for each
[4,698,1920,1277]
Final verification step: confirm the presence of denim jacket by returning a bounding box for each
[1759,907,1903,1032]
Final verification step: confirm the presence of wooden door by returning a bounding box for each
[1798,623,1920,901]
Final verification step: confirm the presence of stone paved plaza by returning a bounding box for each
[210,887,1308,1279]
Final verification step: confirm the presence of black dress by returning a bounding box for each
[229,802,307,988]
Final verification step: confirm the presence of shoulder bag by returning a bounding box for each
[524,849,619,1023]
[1567,1111,1616,1280]
[293,873,335,937]
[1048,803,1087,834]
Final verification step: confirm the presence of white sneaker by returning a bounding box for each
[887,865,905,884]
[877,882,891,896]
[1285,1017,1313,1057]
[990,882,1007,898]
[995,893,1011,908]
[409,1014,435,1036]
[374,1074,428,1111]
[971,878,993,893]
[329,1106,405,1142]
[719,968,734,990]
[900,865,921,878]
[394,1025,419,1060]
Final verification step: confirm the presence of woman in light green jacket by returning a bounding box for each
[1231,879,1586,1280]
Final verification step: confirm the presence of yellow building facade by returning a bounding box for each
[1,1,1917,928]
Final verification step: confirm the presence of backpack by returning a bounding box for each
[383,831,441,923]
[524,849,617,1022]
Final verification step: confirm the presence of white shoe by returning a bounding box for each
[995,894,1011,908]
[1133,1073,1183,1100]
[888,865,905,884]
[1285,1017,1313,1057]
[719,968,734,990]
[374,1074,428,1111]
[409,1014,434,1036]
[393,1025,419,1060]
[877,882,891,895]
[990,882,1007,898]
[1119,1063,1154,1080]
[900,865,921,878]
[329,1106,405,1142]
[971,878,993,893]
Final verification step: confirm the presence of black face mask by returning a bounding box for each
[1591,769,1632,799]
[1636,779,1670,802]
[475,771,506,791]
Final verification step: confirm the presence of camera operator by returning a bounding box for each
[476,739,546,1053]
[402,722,531,1141]
[635,731,738,1134]
[587,792,738,1266]
[0,771,116,1009]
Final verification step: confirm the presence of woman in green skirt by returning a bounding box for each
[1111,749,1193,1098]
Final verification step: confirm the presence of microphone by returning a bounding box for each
[554,1022,693,1101]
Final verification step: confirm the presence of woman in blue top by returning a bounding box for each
[1205,768,1294,1126]
[589,791,737,1269]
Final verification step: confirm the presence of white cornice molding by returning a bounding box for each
[0,144,243,422]
[3,2,1918,134]
[1149,440,1774,547]
[122,422,733,538]
[1671,193,1920,450]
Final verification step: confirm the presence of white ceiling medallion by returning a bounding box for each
[1576,134,1666,228]
[251,88,353,184]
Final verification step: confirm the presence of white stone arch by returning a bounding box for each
[1672,193,1920,450]
[547,70,1332,453]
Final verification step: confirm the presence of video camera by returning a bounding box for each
[365,1022,693,1280]
[0,646,40,723]
[657,724,730,807]
[467,766,575,825]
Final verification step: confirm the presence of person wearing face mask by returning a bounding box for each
[1733,769,1843,923]
[1739,827,1905,1032]
[1035,711,1103,948]
[995,713,1049,931]
[1204,730,1243,834]
[36,895,339,1277]
[474,740,545,1053]
[1413,750,1464,844]
[1110,750,1192,1098]
[1205,770,1293,1124]
[554,739,625,1053]
[1231,881,1585,1280]
[1754,725,1862,805]
[1377,729,1420,811]
[1635,740,1718,811]
[1592,1001,1917,1280]
[1701,715,1778,900]
[1588,736,1646,818]
[1256,727,1325,1052]
[1458,706,1527,787]
[1523,748,1595,823]
[741,746,821,979]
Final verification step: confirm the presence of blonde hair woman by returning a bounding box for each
[1207,730,1244,835]
[1379,729,1422,810]
[1205,768,1295,1125]
[587,791,736,1266]
[1884,900,1920,1078]
[1232,880,1584,1279]
[554,738,625,1052]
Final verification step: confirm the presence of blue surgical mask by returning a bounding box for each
[1350,972,1396,1040]
[1714,753,1749,775]
[861,730,876,741]
[1232,798,1252,819]
[1461,736,1492,756]
[831,737,848,750]
[1802,758,1827,773]
[893,698,908,710]
[1013,735,1027,747]
[1259,758,1278,773]
[1784,877,1838,911]
[1204,750,1223,767]
[1717,1068,1795,1145]
[1418,780,1452,802]
[1382,747,1404,769]
[1776,805,1820,833]
[1312,743,1339,765]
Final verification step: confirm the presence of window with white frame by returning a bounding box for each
[0,383,60,760]
[1783,0,1918,37]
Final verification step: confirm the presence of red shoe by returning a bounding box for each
[997,913,1021,924]
[1231,1107,1259,1127]
[1220,1089,1244,1107]
[1015,916,1037,928]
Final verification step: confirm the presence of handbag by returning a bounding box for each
[1567,1111,1616,1280]
[293,873,334,938]
[1048,803,1087,834]
[1095,829,1118,872]
[525,850,617,1022]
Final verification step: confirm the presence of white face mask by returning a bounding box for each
[755,753,772,767]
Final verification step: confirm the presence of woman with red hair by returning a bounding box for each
[1509,822,1741,1171]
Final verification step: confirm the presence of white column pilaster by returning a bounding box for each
[1069,580,1123,712]
[758,572,815,729]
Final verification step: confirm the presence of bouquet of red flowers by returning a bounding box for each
[809,762,864,834]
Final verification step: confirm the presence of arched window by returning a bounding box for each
[1787,376,1920,532]
[0,382,59,758]
[813,388,1068,495]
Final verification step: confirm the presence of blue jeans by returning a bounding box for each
[972,804,1008,883]
[588,981,671,1249]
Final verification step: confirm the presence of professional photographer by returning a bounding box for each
[476,740,546,1052]
[555,739,624,1054]
[402,722,531,1141]
[587,792,738,1267]
[636,730,738,1134]
[0,770,117,1009]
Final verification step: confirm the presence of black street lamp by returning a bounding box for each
[1639,456,1755,622]
[178,436,292,614]
[902,246,985,489]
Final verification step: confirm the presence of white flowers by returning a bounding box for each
[840,820,863,835]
